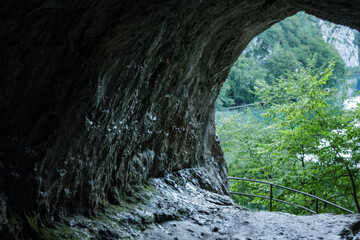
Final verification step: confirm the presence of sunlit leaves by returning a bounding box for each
[217,60,360,214]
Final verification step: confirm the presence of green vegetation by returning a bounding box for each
[216,12,346,109]
[216,11,360,214]
[217,59,360,214]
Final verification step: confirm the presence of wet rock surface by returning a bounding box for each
[145,207,359,240]
[42,170,359,239]
[340,220,360,240]
[33,168,235,239]
[142,175,360,240]
[1,0,360,238]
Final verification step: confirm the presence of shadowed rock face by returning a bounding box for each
[0,0,359,237]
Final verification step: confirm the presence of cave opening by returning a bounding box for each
[215,11,360,214]
[1,0,360,239]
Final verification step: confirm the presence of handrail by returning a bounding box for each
[229,177,354,214]
[224,98,297,111]
[230,191,317,214]
[226,102,261,111]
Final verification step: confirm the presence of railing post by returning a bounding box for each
[316,199,319,214]
[270,184,273,212]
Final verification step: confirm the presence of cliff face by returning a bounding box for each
[0,0,360,238]
[319,20,359,68]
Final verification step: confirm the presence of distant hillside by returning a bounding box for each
[217,12,359,109]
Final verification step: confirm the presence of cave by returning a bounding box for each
[1,0,360,239]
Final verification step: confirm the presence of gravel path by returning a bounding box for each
[141,177,360,240]
[144,207,359,240]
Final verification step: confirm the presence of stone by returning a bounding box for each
[141,178,360,240]
[0,0,360,238]
[341,220,360,240]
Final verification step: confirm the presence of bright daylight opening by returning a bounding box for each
[215,12,360,214]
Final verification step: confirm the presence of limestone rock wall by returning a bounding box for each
[0,0,359,237]
[319,20,359,68]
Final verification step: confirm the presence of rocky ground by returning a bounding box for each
[38,169,360,240]
[141,171,360,240]
[143,204,360,240]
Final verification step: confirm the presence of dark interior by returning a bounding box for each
[1,0,359,238]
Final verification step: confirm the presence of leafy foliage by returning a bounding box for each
[217,60,360,214]
[216,80,235,109]
[225,55,266,106]
[217,12,346,109]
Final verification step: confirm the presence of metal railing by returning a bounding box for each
[226,102,260,111]
[229,177,354,214]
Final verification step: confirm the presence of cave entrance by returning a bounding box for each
[215,12,360,214]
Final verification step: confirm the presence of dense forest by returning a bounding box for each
[216,12,353,109]
[216,12,360,214]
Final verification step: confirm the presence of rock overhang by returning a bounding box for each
[0,0,359,238]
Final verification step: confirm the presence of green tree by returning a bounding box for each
[226,55,266,106]
[257,59,360,213]
[216,80,234,109]
[264,46,302,85]
[217,59,360,214]
[218,12,346,107]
